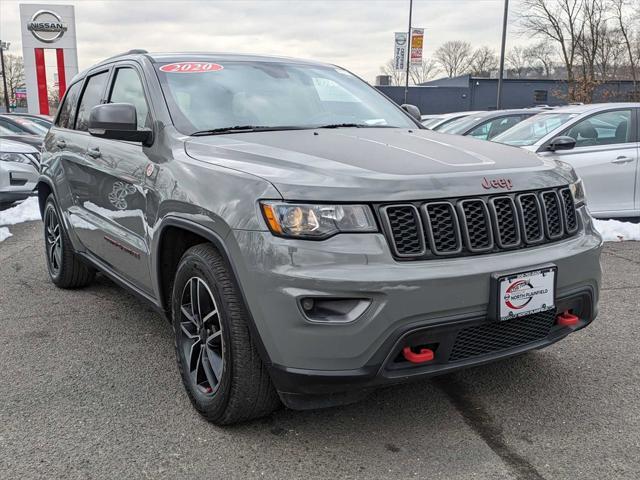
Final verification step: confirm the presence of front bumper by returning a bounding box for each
[230,207,602,407]
[0,160,38,204]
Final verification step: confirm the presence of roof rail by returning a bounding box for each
[101,49,149,63]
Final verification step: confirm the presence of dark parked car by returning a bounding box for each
[0,114,46,149]
[5,113,53,130]
[38,50,601,425]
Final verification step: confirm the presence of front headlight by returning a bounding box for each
[0,152,31,164]
[260,202,377,239]
[569,179,586,207]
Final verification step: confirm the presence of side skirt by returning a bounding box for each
[77,250,166,317]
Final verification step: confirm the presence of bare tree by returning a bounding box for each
[610,0,638,89]
[409,58,440,84]
[506,46,530,77]
[434,40,473,77]
[470,46,498,76]
[524,41,557,77]
[0,54,25,103]
[520,0,585,87]
[595,26,627,79]
[379,59,405,86]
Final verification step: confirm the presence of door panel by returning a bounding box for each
[546,109,638,216]
[549,144,637,215]
[73,65,155,293]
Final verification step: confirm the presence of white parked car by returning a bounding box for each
[0,138,40,207]
[493,103,640,218]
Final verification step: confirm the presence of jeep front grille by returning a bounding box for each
[379,187,579,260]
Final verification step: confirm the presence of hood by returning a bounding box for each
[0,135,43,151]
[0,136,40,153]
[185,128,572,201]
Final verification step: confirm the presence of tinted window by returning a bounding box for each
[109,68,149,129]
[55,82,82,129]
[76,71,109,131]
[563,110,632,147]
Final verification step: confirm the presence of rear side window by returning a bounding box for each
[75,71,109,132]
[108,68,149,129]
[56,82,82,129]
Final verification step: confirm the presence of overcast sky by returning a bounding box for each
[1,0,529,82]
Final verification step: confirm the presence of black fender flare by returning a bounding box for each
[154,215,273,367]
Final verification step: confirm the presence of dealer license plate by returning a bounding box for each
[498,267,556,321]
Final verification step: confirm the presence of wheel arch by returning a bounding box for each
[36,178,54,220]
[154,216,273,366]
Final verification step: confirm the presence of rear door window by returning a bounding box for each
[75,71,110,132]
[55,82,82,129]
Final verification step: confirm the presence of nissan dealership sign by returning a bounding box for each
[27,9,68,43]
[19,4,79,115]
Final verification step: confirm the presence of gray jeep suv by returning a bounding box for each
[38,51,602,425]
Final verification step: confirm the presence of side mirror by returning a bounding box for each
[546,136,576,152]
[401,104,421,122]
[88,103,152,145]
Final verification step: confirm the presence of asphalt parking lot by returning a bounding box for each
[1,221,639,480]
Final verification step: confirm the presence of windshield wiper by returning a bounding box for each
[190,125,306,136]
[316,123,368,129]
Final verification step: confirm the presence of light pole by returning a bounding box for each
[496,0,509,109]
[0,40,10,113]
[403,0,413,104]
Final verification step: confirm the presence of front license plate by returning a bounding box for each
[498,267,556,321]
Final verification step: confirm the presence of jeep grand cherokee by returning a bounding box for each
[38,50,602,425]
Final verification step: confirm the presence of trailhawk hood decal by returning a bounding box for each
[185,128,570,201]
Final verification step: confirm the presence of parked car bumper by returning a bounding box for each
[0,160,38,204]
[231,207,602,408]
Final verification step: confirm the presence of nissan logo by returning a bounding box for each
[27,10,67,43]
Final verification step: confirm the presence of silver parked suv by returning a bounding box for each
[38,51,602,425]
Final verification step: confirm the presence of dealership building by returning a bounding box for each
[18,3,78,115]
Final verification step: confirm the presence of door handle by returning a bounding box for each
[611,156,634,164]
[87,147,101,159]
[56,139,66,149]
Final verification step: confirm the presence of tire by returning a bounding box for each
[171,243,280,425]
[43,195,96,289]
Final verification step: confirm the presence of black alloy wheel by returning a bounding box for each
[44,204,62,277]
[178,276,225,396]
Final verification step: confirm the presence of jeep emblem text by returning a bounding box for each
[482,177,513,190]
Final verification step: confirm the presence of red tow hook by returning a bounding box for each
[557,311,579,327]
[403,346,435,364]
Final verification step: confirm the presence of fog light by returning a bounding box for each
[299,297,371,323]
[301,298,315,311]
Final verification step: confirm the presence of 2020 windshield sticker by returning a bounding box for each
[159,62,224,73]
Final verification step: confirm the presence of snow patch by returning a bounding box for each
[593,219,640,242]
[0,227,12,242]
[0,197,41,243]
[0,197,41,226]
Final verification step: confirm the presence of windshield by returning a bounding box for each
[438,114,489,134]
[422,117,443,128]
[155,61,416,134]
[492,112,577,146]
[432,114,471,131]
[11,117,49,135]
